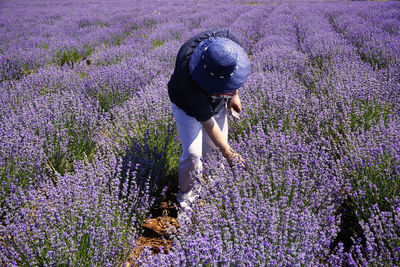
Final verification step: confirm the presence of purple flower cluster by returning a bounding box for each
[140,127,344,265]
[327,2,400,72]
[1,0,399,266]
[1,153,152,266]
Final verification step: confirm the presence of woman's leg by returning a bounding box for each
[170,103,203,208]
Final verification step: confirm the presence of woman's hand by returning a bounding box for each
[227,93,242,113]
[201,117,245,167]
[221,147,245,167]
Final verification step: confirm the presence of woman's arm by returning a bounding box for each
[201,117,243,166]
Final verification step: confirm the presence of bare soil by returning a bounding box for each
[126,184,179,265]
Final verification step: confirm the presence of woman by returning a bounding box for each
[168,29,251,211]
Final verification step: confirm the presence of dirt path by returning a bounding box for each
[126,184,179,265]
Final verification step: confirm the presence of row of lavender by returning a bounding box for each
[0,0,255,265]
[0,0,180,264]
[1,0,399,265]
[141,2,400,266]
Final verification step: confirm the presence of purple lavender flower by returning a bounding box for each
[1,1,399,266]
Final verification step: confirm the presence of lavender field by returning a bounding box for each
[1,0,400,265]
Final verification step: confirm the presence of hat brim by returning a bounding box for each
[189,37,250,94]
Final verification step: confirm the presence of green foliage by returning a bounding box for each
[106,56,123,66]
[44,15,62,25]
[22,68,37,77]
[0,158,34,213]
[350,152,399,219]
[152,39,164,48]
[14,191,135,266]
[143,18,157,29]
[134,119,180,179]
[44,115,97,178]
[130,24,139,31]
[112,35,124,46]
[350,101,390,132]
[229,116,255,142]
[78,19,109,28]
[169,29,181,40]
[358,49,388,70]
[97,21,109,28]
[245,2,265,6]
[94,85,131,112]
[83,44,95,58]
[79,71,90,79]
[46,133,96,177]
[93,56,124,67]
[311,55,328,71]
[38,43,49,50]
[120,119,180,202]
[0,58,23,82]
[55,47,81,66]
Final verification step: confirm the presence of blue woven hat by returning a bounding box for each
[189,37,250,94]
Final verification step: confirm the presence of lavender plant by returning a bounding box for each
[1,0,399,266]
[106,77,181,200]
[139,127,344,265]
[0,152,152,266]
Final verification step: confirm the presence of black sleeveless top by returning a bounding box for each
[168,29,242,122]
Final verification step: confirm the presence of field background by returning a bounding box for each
[1,0,399,266]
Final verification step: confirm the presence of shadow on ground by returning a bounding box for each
[127,180,179,264]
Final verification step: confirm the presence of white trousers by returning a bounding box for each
[170,102,228,206]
